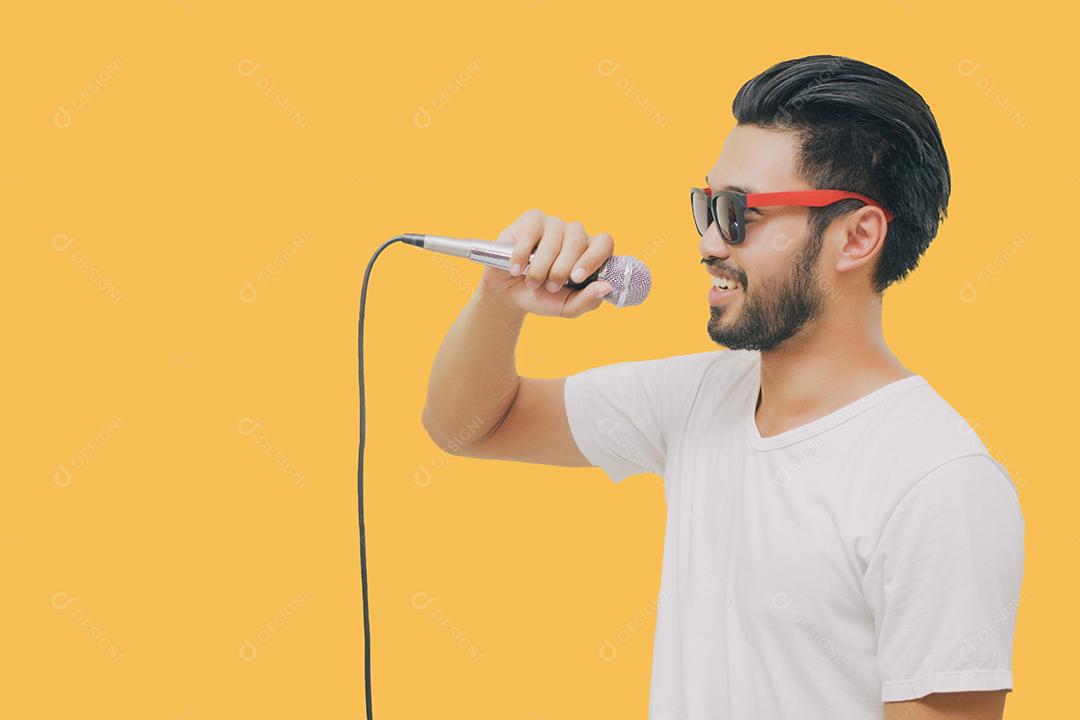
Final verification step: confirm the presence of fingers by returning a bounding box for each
[508,209,545,277]
[561,280,613,318]
[571,232,614,284]
[524,215,564,289]
[547,221,587,291]
[501,210,615,310]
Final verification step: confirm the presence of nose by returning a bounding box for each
[699,221,732,262]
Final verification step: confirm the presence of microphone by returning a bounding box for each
[400,233,652,307]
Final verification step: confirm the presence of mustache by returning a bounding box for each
[700,257,748,288]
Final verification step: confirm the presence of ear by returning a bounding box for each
[833,206,888,276]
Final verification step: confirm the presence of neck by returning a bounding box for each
[754,294,913,437]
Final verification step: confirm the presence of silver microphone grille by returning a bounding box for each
[598,256,652,307]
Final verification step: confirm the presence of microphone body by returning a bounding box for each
[401,233,651,307]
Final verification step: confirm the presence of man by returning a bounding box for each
[422,55,1024,719]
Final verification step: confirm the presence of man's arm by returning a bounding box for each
[421,210,615,465]
[420,290,588,466]
[883,690,1007,719]
[867,455,1023,720]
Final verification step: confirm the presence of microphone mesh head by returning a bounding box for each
[599,255,652,307]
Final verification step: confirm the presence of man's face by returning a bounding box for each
[702,125,828,351]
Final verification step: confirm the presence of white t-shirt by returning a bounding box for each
[563,348,1024,719]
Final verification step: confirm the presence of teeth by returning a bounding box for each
[712,276,740,290]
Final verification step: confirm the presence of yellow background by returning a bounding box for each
[3,1,1074,717]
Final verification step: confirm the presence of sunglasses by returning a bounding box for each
[691,185,895,245]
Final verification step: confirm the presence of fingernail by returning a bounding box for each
[525,277,538,289]
[571,267,585,283]
[545,281,560,293]
[510,263,521,276]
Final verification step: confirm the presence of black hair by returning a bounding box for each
[732,55,950,293]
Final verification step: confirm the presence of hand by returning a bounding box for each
[480,209,615,318]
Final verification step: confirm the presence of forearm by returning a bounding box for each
[422,285,527,451]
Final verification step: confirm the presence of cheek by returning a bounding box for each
[742,217,811,283]
[752,216,804,255]
[737,225,786,284]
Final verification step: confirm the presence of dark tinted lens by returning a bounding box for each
[691,190,710,236]
[714,194,741,244]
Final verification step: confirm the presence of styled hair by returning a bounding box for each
[732,55,950,293]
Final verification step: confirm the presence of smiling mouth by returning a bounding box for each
[711,275,743,291]
[702,258,745,291]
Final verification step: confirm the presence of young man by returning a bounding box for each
[422,55,1024,720]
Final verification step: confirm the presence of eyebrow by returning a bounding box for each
[704,175,754,194]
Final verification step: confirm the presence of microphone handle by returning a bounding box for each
[403,235,601,290]
[467,240,600,290]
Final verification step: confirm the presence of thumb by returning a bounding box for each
[562,281,612,318]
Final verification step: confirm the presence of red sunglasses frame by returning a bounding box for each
[694,185,894,244]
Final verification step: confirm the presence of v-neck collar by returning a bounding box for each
[744,357,929,451]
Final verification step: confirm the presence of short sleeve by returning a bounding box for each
[563,352,715,483]
[863,453,1025,702]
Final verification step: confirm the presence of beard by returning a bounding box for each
[707,231,826,352]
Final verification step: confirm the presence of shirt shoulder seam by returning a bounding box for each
[866,451,1009,562]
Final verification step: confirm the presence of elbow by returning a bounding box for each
[422,404,504,457]
[421,405,450,454]
[421,404,466,455]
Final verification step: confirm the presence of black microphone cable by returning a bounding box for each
[354,232,647,717]
[356,235,412,720]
